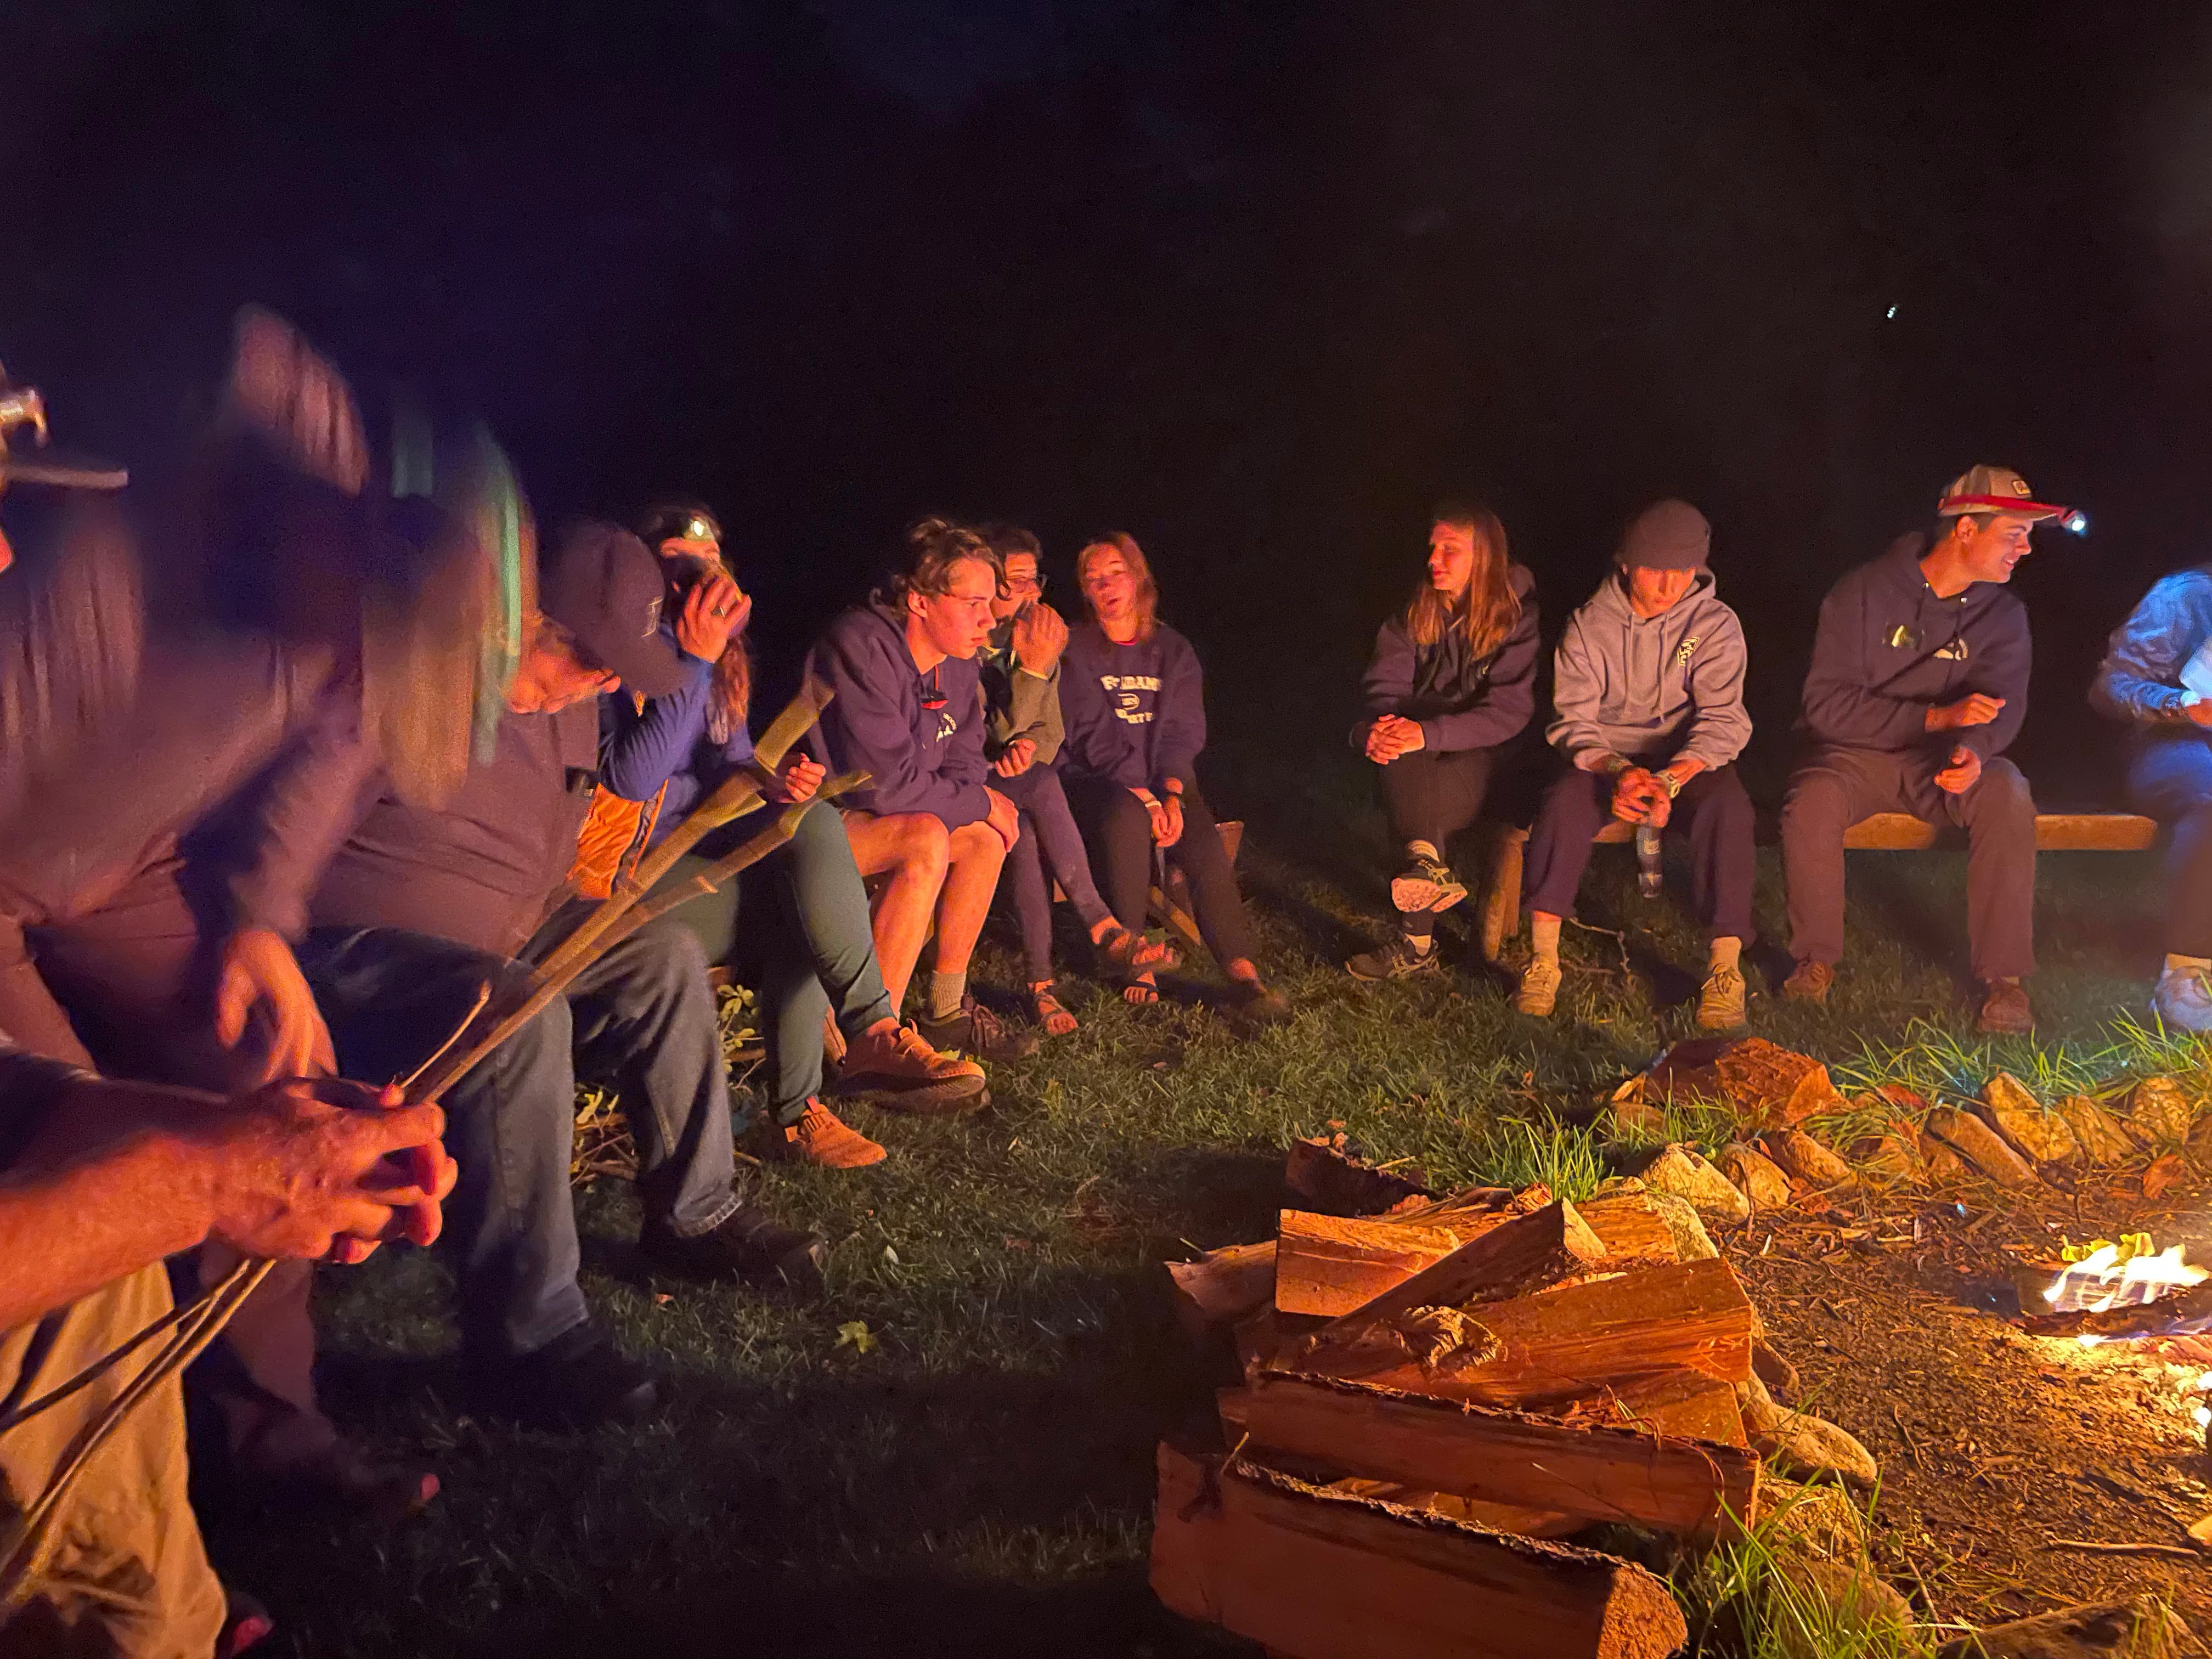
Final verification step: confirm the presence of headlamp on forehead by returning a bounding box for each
[683,514,716,543]
[2056,509,2088,535]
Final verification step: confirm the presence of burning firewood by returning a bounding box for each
[1150,1443,1690,1659]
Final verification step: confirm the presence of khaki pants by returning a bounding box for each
[0,1266,225,1659]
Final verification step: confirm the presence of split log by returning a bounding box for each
[1919,1132,1971,1184]
[1645,1036,1844,1131]
[2052,1094,2138,1166]
[1926,1107,2040,1188]
[1978,1074,2078,1164]
[1934,1595,2190,1658]
[1275,1212,1467,1318]
[1637,1144,1750,1226]
[2124,1077,2196,1146]
[1294,1257,1753,1408]
[1150,1442,1689,1659]
[1718,1141,1792,1209]
[1166,1241,1276,1338]
[1235,1372,1759,1541]
[1735,1376,1877,1490]
[1573,1191,1682,1268]
[1598,1368,1750,1449]
[1760,1129,1857,1193]
[1849,1132,1927,1188]
[1284,1135,1439,1216]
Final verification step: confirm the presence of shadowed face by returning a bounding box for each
[909,555,999,660]
[1428,521,1475,600]
[1624,566,1696,617]
[992,550,1041,623]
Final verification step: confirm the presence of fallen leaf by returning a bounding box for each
[653,1293,673,1306]
[834,1321,876,1355]
[882,1245,901,1267]
[2144,1152,2188,1200]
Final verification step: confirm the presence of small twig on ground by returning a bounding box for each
[1890,1402,1921,1465]
[2038,1538,2202,1561]
[1566,916,1633,982]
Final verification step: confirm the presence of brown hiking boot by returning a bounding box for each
[750,1100,887,1168]
[830,1022,989,1114]
[1977,978,2032,1036]
[1782,960,1833,1003]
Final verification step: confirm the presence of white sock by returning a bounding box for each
[2165,953,2211,978]
[1407,838,1441,862]
[1708,936,1742,974]
[1531,912,1561,968]
[928,969,967,1022]
[1404,933,1435,957]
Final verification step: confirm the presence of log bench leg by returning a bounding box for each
[1479,824,1528,963]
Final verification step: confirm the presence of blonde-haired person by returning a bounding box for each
[1347,502,1539,979]
[1058,533,1289,1024]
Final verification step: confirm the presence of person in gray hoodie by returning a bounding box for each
[1516,499,1755,1028]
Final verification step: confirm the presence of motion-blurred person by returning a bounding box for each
[2092,560,2212,1029]
[1346,502,1539,980]
[0,1056,452,1659]
[297,522,829,1430]
[805,518,1036,1062]
[977,523,1177,1035]
[1781,466,2059,1034]
[1516,500,1754,1028]
[589,505,983,1171]
[0,318,456,1512]
[1059,533,1289,1024]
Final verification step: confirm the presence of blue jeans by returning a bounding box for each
[995,762,1113,983]
[298,912,743,1361]
[2129,735,2212,958]
[654,799,895,1125]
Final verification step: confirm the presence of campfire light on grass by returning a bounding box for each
[2041,1240,2207,1346]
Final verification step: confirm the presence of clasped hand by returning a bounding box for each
[1610,767,1673,828]
[1364,715,1425,765]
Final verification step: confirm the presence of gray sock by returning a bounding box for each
[928,969,967,1022]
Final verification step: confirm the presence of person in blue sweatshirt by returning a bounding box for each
[1346,501,1539,980]
[1059,532,1289,1024]
[1780,465,2057,1036]
[805,518,1034,1062]
[591,504,986,1171]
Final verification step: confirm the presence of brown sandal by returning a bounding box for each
[1122,970,1161,1006]
[1098,923,1180,975]
[1027,982,1079,1037]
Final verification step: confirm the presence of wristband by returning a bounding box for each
[1133,789,1161,809]
[1597,754,1631,778]
[1661,771,1686,799]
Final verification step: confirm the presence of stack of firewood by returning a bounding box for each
[1154,1136,1795,1659]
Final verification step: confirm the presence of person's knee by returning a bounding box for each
[625,919,714,1003]
[950,819,1008,871]
[1972,759,2036,827]
[886,812,951,881]
[1780,769,1848,833]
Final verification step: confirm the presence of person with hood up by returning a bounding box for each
[1515,499,1755,1028]
[1780,465,2053,1035]
[805,518,1034,1063]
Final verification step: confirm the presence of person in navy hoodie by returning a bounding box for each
[806,518,1034,1063]
[1347,501,1539,980]
[1059,533,1289,1024]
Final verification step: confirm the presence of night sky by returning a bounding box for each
[7,1,2211,795]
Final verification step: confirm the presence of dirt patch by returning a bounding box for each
[1730,1171,2212,1639]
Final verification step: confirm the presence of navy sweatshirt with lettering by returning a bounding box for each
[1058,621,1206,792]
[1798,533,2031,760]
[804,601,990,828]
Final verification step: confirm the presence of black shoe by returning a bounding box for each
[639,1204,828,1298]
[470,1327,663,1432]
[913,994,1039,1062]
[1346,934,1442,982]
[1390,849,1468,916]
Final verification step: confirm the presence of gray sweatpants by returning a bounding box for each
[1780,746,2037,981]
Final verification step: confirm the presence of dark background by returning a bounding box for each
[8,0,2212,798]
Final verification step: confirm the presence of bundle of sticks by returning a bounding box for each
[1156,1137,1775,1659]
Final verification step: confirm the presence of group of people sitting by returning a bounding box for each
[0,318,1291,1656]
[1346,466,2212,1040]
[7,309,2212,1658]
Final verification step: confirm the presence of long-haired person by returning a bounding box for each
[1059,533,1289,1024]
[978,523,1178,1036]
[591,504,985,1170]
[1347,503,1539,979]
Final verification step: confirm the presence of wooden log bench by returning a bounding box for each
[1475,811,2157,962]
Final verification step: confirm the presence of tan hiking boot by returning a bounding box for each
[1781,960,1833,1003]
[1976,978,2032,1036]
[1696,966,1747,1030]
[1514,958,1561,1017]
[830,1022,989,1114]
[751,1100,887,1168]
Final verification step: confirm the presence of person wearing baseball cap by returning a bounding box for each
[1515,499,1758,1029]
[1780,465,2075,1034]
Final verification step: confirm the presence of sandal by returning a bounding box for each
[1027,982,1079,1037]
[1098,923,1180,975]
[1122,970,1161,1007]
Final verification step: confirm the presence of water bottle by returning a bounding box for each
[1635,824,1663,898]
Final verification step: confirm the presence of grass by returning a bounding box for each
[200,741,2201,1657]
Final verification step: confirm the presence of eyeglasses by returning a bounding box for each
[1004,572,1045,597]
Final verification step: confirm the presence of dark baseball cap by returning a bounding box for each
[541,520,686,697]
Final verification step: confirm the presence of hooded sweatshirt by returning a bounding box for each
[1798,533,2030,760]
[980,617,1065,766]
[1547,569,1751,771]
[804,600,990,828]
[1353,565,1540,754]
[597,623,758,842]
[1058,620,1206,792]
